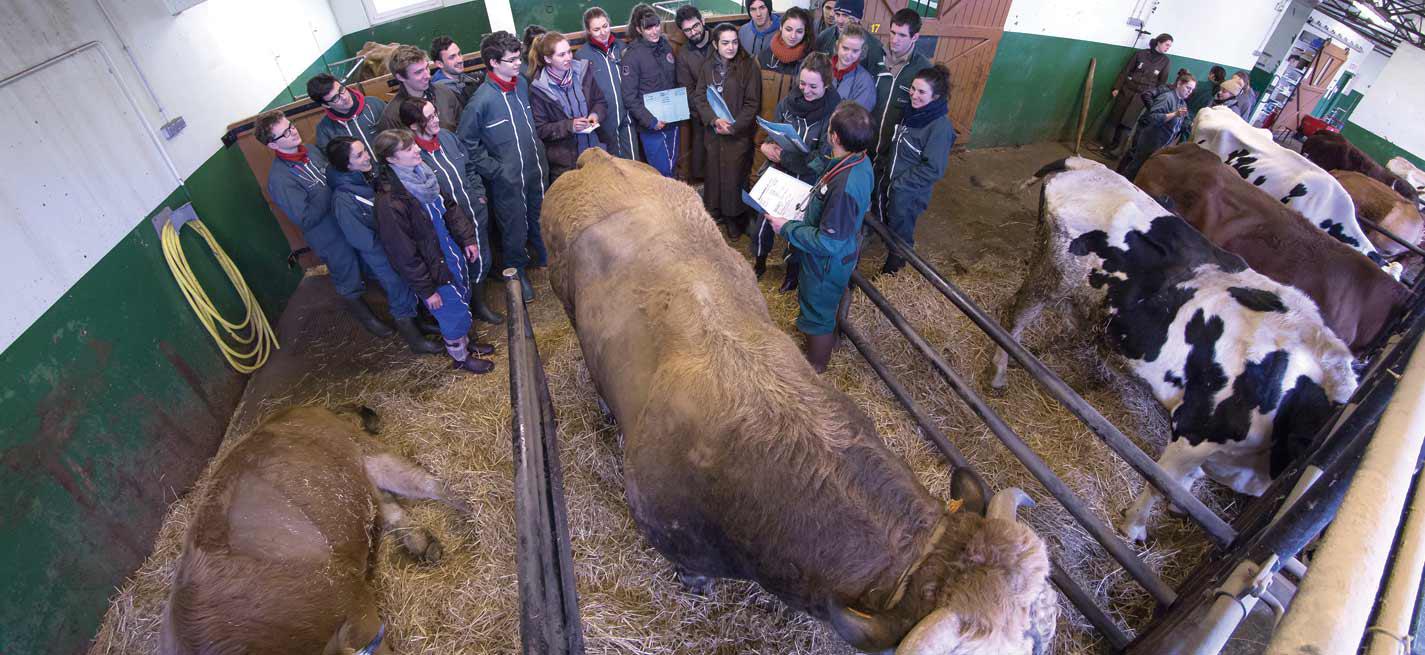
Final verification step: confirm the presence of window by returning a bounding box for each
[360,0,442,25]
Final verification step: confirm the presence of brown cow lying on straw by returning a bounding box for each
[159,406,471,655]
[544,148,1058,654]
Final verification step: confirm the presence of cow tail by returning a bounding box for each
[1017,157,1090,192]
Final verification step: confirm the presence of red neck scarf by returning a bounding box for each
[490,72,518,93]
[769,32,810,65]
[589,34,615,53]
[274,145,309,164]
[323,87,367,122]
[833,56,857,82]
[414,133,440,153]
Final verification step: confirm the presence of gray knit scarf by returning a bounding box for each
[392,162,440,204]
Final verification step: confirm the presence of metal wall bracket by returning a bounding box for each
[150,202,199,237]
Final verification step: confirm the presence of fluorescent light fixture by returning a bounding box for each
[1352,0,1400,33]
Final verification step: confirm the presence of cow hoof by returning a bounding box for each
[402,528,443,565]
[983,376,1009,398]
[1117,515,1149,545]
[677,572,714,596]
[1166,503,1187,518]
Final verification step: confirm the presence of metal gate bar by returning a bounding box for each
[862,216,1238,548]
[840,317,1133,649]
[850,270,1178,606]
[505,270,586,655]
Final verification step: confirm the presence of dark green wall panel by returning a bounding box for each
[511,0,741,35]
[1342,120,1425,170]
[0,137,300,655]
[341,1,492,60]
[968,31,1237,149]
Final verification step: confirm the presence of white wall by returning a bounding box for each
[1257,0,1314,71]
[328,0,489,35]
[0,0,344,352]
[1001,0,1288,69]
[1351,44,1425,157]
[1346,47,1390,95]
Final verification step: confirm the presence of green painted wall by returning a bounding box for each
[0,126,301,655]
[341,1,492,60]
[511,0,742,35]
[267,39,356,111]
[1342,120,1425,170]
[969,31,1236,149]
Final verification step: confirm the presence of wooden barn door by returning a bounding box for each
[861,0,1014,143]
[1275,41,1348,135]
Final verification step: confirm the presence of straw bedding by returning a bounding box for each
[89,174,1235,655]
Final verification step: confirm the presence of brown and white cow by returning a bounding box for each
[1332,170,1425,258]
[544,148,1057,654]
[991,157,1358,543]
[1134,143,1409,354]
[1302,131,1419,204]
[1388,157,1425,199]
[159,406,470,655]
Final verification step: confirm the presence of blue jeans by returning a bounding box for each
[639,124,680,178]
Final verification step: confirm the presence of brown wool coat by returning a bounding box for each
[691,54,762,219]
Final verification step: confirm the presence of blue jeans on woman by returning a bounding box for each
[639,123,680,178]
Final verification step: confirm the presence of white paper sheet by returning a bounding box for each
[746,167,813,221]
[643,87,690,123]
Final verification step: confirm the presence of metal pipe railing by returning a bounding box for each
[851,271,1177,606]
[840,317,1132,649]
[1360,216,1425,260]
[862,215,1238,548]
[505,269,585,655]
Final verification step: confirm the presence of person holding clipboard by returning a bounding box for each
[753,52,840,289]
[765,101,875,373]
[621,3,681,177]
[691,23,761,239]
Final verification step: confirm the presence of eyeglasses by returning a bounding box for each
[274,123,297,140]
[321,86,349,106]
[499,56,521,65]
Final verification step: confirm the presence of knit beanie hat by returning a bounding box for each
[834,0,864,20]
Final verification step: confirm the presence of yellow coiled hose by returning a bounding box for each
[161,219,277,373]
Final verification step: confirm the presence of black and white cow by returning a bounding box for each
[990,157,1359,542]
[1191,106,1397,275]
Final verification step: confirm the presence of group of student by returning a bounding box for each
[255,0,957,375]
[1098,33,1260,179]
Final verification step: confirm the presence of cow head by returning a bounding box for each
[826,471,1046,654]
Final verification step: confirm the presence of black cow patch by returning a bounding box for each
[1280,183,1308,204]
[1228,287,1287,313]
[1317,219,1362,249]
[1173,313,1292,449]
[1254,175,1267,186]
[1164,371,1184,388]
[1226,149,1260,181]
[1269,375,1335,475]
[1068,215,1248,362]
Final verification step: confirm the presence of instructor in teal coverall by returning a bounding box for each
[767,101,875,373]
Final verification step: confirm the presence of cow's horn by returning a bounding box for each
[987,487,1035,523]
[895,607,961,654]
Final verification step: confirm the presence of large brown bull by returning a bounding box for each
[159,406,470,655]
[543,148,1056,654]
[1134,143,1409,354]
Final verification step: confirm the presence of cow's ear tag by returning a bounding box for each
[947,498,964,514]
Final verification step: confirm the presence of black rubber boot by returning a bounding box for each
[471,284,505,324]
[343,297,394,337]
[519,269,535,303]
[754,255,767,278]
[804,333,836,373]
[881,254,906,276]
[394,318,442,354]
[469,339,496,356]
[452,356,495,374]
[779,260,801,293]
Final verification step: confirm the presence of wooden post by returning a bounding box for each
[1075,58,1096,155]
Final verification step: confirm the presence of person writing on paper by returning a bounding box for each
[692,22,762,239]
[765,102,874,373]
[754,53,840,289]
[528,31,608,180]
[621,3,680,177]
[831,25,876,111]
[875,63,955,275]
